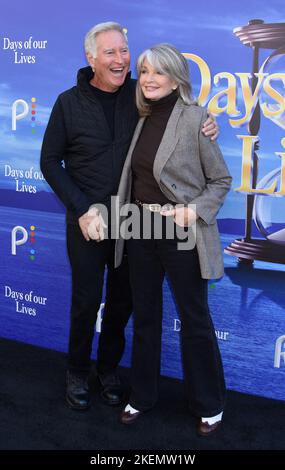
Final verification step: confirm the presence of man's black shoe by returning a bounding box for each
[66,371,90,411]
[98,372,125,406]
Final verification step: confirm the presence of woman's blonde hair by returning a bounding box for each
[136,43,192,116]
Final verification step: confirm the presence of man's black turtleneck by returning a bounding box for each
[88,83,120,139]
[131,90,178,205]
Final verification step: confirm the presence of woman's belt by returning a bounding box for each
[134,199,174,212]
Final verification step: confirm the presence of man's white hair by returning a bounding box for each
[85,21,128,58]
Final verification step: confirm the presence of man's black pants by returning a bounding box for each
[66,223,132,377]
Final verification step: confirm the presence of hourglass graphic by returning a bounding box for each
[225,20,285,265]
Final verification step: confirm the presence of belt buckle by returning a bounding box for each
[161,203,174,212]
[148,204,162,212]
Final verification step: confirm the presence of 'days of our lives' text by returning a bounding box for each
[15,180,37,193]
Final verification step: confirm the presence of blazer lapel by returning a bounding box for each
[153,98,184,183]
[117,117,145,203]
[124,117,146,171]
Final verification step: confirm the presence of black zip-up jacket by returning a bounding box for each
[40,66,138,221]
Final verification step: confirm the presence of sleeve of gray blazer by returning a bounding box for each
[190,108,232,225]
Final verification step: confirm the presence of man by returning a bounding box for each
[40,22,219,411]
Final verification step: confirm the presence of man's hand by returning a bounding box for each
[87,207,107,242]
[78,212,94,241]
[160,206,198,227]
[202,113,219,141]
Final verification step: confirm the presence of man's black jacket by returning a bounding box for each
[40,66,138,221]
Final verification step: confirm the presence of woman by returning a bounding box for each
[115,44,232,436]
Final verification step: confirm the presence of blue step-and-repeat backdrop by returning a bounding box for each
[0,0,284,401]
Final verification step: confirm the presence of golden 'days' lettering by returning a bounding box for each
[183,53,285,195]
[183,53,285,127]
[208,72,239,117]
[261,74,285,118]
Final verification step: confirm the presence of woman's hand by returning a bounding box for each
[160,206,198,227]
[202,113,219,141]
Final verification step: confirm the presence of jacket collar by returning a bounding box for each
[122,98,186,184]
[152,97,185,182]
[77,66,132,101]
